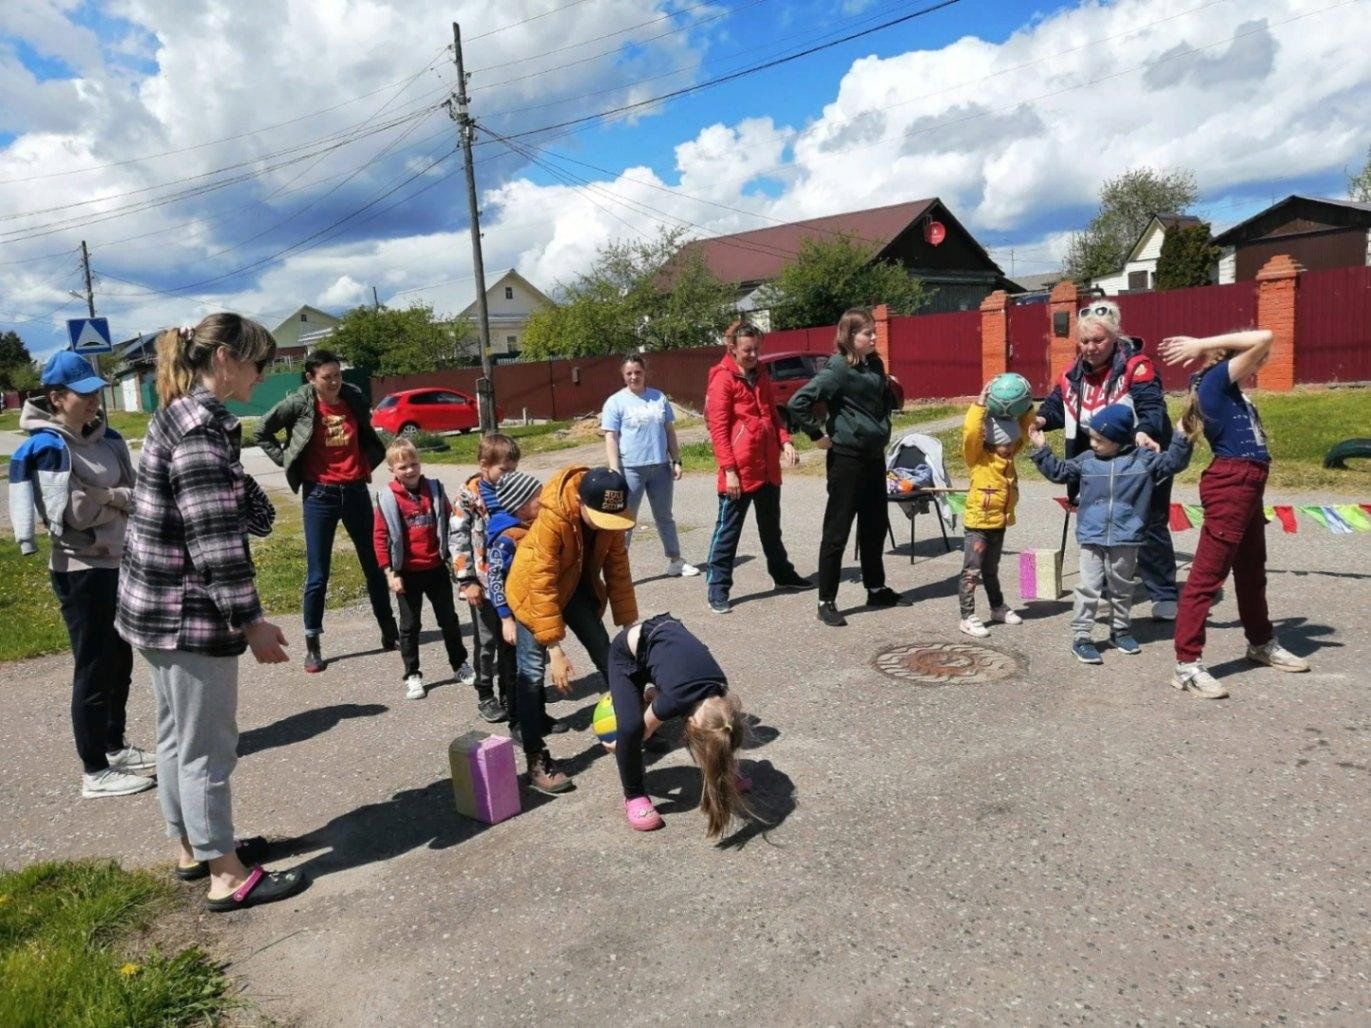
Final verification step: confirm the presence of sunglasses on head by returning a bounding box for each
[1079,304,1114,319]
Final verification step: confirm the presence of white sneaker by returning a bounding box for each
[959,616,990,638]
[404,674,425,700]
[666,559,700,577]
[1151,600,1177,621]
[990,606,1022,625]
[106,745,156,773]
[1247,639,1310,673]
[455,660,477,686]
[82,768,156,799]
[1171,661,1228,699]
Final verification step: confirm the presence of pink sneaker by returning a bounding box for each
[624,796,664,832]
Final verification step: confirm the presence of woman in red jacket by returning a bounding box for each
[703,322,813,614]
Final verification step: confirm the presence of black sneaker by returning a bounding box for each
[476,695,506,723]
[817,602,847,627]
[774,573,814,591]
[866,587,910,607]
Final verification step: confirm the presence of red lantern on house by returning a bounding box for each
[923,219,946,246]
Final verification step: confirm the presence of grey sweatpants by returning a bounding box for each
[1071,545,1140,638]
[142,648,240,862]
[469,596,515,706]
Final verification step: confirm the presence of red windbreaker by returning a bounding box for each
[705,352,791,495]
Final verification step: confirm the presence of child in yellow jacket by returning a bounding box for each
[960,381,1035,638]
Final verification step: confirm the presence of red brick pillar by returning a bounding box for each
[872,303,891,372]
[1255,254,1301,392]
[1047,279,1080,386]
[979,290,1008,383]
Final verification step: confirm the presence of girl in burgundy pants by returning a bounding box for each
[1157,329,1311,700]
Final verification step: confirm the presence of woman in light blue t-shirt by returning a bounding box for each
[602,354,698,577]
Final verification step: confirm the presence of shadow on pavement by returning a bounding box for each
[648,758,796,851]
[238,703,388,758]
[282,777,555,878]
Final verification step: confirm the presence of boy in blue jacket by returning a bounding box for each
[1028,403,1192,664]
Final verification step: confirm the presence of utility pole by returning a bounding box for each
[372,285,381,311]
[78,240,108,416]
[451,22,496,432]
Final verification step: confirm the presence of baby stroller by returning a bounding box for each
[885,431,957,562]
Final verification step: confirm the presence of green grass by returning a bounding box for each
[679,403,967,476]
[418,420,592,464]
[0,860,235,1028]
[0,500,371,662]
[0,409,150,437]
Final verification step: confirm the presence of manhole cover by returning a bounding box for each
[873,642,1021,686]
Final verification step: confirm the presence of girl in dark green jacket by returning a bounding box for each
[788,308,908,626]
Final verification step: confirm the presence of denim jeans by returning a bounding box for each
[301,481,396,638]
[51,567,133,774]
[1137,475,1179,604]
[704,483,797,604]
[623,462,682,559]
[512,582,611,756]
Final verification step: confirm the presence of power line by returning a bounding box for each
[499,0,962,142]
[463,0,599,42]
[0,44,454,186]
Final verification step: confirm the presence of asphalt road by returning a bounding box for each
[1,442,1367,1025]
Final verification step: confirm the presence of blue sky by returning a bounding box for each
[1,0,1367,358]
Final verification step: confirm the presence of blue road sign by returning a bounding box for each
[67,317,113,355]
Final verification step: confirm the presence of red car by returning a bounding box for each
[759,350,905,429]
[370,387,501,436]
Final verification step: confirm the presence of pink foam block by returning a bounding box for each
[1018,548,1063,600]
[448,732,521,825]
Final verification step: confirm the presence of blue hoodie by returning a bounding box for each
[1032,431,1192,548]
[480,480,528,619]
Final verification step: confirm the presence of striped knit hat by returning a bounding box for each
[494,471,542,515]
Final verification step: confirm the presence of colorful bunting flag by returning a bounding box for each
[1272,505,1298,534]
[1322,506,1354,534]
[1338,505,1371,532]
[1183,504,1205,527]
[1053,496,1071,512]
[1299,505,1329,529]
[946,492,966,516]
[1168,504,1192,531]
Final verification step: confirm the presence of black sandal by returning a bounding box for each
[206,866,307,913]
[175,836,271,881]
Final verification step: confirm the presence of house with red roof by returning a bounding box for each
[670,198,1011,319]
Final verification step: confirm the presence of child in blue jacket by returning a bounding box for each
[1028,403,1192,664]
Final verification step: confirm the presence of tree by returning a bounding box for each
[754,234,929,330]
[329,303,476,375]
[1065,167,1199,281]
[1155,223,1220,290]
[0,329,34,391]
[520,228,736,360]
[1348,146,1371,203]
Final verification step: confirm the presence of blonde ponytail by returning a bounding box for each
[684,692,753,840]
[153,313,276,408]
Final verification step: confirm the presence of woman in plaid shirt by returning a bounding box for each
[118,313,306,912]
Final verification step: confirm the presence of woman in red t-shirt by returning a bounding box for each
[256,349,396,672]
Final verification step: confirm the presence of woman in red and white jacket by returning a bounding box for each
[702,322,813,614]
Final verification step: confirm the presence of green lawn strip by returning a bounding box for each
[0,859,237,1028]
[408,420,586,464]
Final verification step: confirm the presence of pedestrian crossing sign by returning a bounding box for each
[67,317,113,355]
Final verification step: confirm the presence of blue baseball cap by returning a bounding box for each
[41,351,108,394]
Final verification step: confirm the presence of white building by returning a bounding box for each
[1089,214,1205,295]
[457,269,553,358]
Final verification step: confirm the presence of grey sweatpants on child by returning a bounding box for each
[469,598,515,707]
[142,648,239,862]
[1071,544,1139,638]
